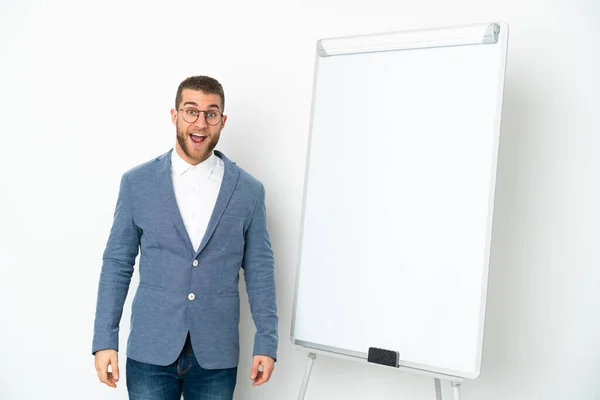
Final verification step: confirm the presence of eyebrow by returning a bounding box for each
[182,101,221,110]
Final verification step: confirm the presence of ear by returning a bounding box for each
[170,108,177,126]
[220,114,227,129]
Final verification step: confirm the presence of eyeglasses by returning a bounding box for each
[179,107,223,126]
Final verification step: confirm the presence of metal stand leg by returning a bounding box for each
[451,381,462,400]
[434,378,443,400]
[298,353,317,400]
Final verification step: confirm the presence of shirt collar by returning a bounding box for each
[171,148,217,179]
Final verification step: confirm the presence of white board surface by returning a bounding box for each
[291,23,509,379]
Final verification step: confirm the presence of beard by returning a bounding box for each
[176,121,219,164]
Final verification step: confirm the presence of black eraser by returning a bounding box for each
[368,347,400,367]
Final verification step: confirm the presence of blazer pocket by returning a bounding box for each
[220,212,247,221]
[216,293,241,310]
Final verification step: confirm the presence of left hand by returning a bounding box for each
[250,355,275,386]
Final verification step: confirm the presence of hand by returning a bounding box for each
[95,349,120,388]
[250,355,275,386]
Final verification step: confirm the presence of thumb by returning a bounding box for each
[111,354,120,381]
[250,358,260,379]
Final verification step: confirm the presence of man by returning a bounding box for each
[92,76,278,399]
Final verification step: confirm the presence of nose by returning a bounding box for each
[193,112,208,128]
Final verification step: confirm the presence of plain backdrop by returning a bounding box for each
[0,0,599,399]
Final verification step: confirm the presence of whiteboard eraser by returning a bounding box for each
[367,347,400,367]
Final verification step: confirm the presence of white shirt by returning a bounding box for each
[171,149,224,252]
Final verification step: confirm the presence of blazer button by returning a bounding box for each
[192,260,199,267]
[188,293,195,301]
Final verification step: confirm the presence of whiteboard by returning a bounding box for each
[291,23,509,380]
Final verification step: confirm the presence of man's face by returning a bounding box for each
[170,88,227,165]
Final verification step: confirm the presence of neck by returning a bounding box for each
[175,143,211,166]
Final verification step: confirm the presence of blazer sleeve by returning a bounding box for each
[92,173,141,354]
[242,184,279,361]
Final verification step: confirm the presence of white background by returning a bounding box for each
[0,0,599,399]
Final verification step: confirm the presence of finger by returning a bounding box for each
[97,357,117,388]
[98,361,109,384]
[261,366,273,383]
[250,358,261,380]
[95,361,102,381]
[111,357,120,382]
[252,370,264,386]
[253,370,270,386]
[105,372,117,388]
[254,362,274,386]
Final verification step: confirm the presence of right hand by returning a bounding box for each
[94,349,119,388]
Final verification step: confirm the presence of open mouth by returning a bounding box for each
[190,133,207,145]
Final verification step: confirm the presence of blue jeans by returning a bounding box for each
[126,334,237,400]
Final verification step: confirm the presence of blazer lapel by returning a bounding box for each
[194,150,240,258]
[155,149,195,255]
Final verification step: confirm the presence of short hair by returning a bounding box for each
[175,76,225,110]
